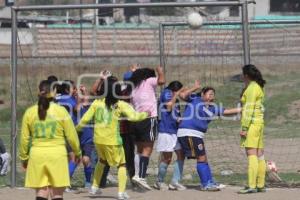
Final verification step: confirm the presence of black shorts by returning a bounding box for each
[131,117,158,142]
[178,136,206,159]
[81,143,95,158]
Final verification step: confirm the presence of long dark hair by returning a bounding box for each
[99,76,121,110]
[242,64,266,88]
[56,80,74,95]
[130,68,156,87]
[38,80,52,120]
[166,81,183,92]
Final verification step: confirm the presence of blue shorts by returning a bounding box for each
[178,136,206,159]
[81,143,95,158]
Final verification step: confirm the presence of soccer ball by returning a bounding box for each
[267,160,278,173]
[187,12,203,29]
[267,160,282,182]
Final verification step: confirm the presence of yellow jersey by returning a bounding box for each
[241,81,265,130]
[76,99,148,145]
[19,102,81,161]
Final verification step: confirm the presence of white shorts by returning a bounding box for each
[156,133,181,152]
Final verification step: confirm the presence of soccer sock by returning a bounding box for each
[257,156,266,188]
[134,154,140,176]
[157,162,168,183]
[118,166,127,193]
[172,160,184,184]
[36,197,47,200]
[100,165,110,188]
[248,155,259,189]
[196,162,212,187]
[68,161,77,178]
[139,156,149,178]
[52,198,63,200]
[84,165,93,183]
[92,162,105,188]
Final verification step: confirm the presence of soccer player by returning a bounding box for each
[19,80,81,200]
[130,66,165,190]
[55,80,79,184]
[0,138,10,176]
[238,64,266,194]
[76,76,149,200]
[77,84,94,188]
[177,84,241,191]
[154,81,186,191]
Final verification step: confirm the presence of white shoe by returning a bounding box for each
[215,183,226,189]
[0,153,10,176]
[168,182,187,191]
[153,181,168,191]
[131,176,152,190]
[118,192,130,200]
[89,186,102,195]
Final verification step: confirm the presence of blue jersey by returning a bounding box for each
[55,94,77,125]
[178,94,224,135]
[158,88,181,134]
[79,106,94,145]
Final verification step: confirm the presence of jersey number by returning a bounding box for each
[34,121,57,139]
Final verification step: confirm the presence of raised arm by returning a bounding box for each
[91,70,112,95]
[156,66,166,86]
[179,80,201,101]
[118,101,148,122]
[165,88,184,112]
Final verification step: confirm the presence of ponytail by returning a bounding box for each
[38,80,52,120]
[242,64,266,88]
[38,95,50,120]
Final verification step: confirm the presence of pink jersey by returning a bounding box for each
[131,77,158,117]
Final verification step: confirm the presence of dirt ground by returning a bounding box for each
[1,186,300,200]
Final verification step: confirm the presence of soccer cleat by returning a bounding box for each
[118,192,130,200]
[131,176,152,190]
[65,187,73,193]
[200,183,221,192]
[0,153,10,176]
[238,187,258,194]
[89,186,102,195]
[257,187,266,193]
[153,181,169,191]
[168,182,187,191]
[214,183,226,189]
[84,182,92,189]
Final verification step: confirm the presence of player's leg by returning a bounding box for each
[36,187,49,200]
[0,138,10,176]
[154,152,172,190]
[132,118,157,190]
[239,124,262,194]
[81,144,94,188]
[257,148,266,192]
[50,187,65,200]
[257,124,266,192]
[90,144,107,195]
[121,133,135,180]
[169,148,186,191]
